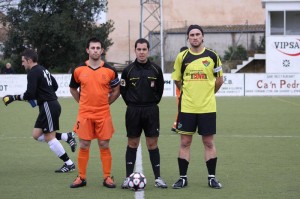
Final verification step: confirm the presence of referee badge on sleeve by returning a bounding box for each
[120,79,126,87]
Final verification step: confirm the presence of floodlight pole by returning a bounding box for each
[160,0,164,72]
[140,0,164,72]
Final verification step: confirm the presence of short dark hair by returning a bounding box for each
[187,24,204,36]
[86,37,103,48]
[22,49,38,62]
[135,38,150,49]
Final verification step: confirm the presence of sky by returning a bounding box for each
[96,11,107,24]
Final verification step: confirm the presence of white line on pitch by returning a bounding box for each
[166,134,300,138]
[219,135,300,138]
[135,143,144,199]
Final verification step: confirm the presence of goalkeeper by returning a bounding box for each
[2,49,76,173]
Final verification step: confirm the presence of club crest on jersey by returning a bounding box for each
[120,79,126,87]
[202,60,210,67]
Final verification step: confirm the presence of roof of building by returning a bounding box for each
[261,0,300,8]
[164,24,265,34]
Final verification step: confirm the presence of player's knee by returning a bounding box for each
[32,135,39,141]
[203,140,215,149]
[98,140,110,149]
[32,132,42,140]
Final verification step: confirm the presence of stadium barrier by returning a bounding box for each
[0,73,299,97]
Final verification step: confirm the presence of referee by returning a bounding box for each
[120,38,168,189]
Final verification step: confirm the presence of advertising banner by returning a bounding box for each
[52,74,72,97]
[0,75,27,96]
[266,36,300,73]
[163,73,174,96]
[245,73,300,96]
[0,74,175,97]
[216,73,244,96]
[1,73,300,97]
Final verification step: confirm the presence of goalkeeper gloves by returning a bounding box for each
[2,95,21,106]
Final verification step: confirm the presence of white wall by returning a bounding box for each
[106,0,265,64]
[160,32,265,61]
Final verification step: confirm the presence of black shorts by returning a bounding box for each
[35,100,61,133]
[176,112,216,136]
[125,105,160,138]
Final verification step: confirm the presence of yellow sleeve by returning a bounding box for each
[171,53,184,81]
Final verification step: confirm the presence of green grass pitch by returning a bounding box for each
[0,96,299,199]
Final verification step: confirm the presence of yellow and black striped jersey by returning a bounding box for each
[171,47,223,113]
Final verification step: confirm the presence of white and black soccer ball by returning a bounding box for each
[128,172,147,191]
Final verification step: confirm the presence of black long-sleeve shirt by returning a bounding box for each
[23,64,58,105]
[120,59,164,106]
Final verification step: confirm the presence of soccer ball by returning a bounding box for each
[128,172,147,191]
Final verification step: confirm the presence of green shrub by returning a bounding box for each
[223,44,248,61]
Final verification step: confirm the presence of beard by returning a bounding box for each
[91,54,101,61]
[189,39,203,48]
[190,40,203,48]
[191,43,201,48]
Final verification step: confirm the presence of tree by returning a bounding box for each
[223,44,248,61]
[0,0,16,13]
[3,0,114,73]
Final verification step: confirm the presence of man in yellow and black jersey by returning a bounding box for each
[171,24,223,189]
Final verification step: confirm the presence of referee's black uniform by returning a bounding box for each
[24,64,61,133]
[120,59,164,137]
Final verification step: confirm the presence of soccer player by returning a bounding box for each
[2,49,76,173]
[171,46,188,133]
[120,38,168,189]
[69,37,120,188]
[171,25,224,189]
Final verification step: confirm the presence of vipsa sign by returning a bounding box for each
[266,36,300,73]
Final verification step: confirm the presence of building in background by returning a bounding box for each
[262,0,300,73]
[105,0,265,66]
[150,24,265,66]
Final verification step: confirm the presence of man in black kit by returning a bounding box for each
[120,38,168,189]
[2,49,76,173]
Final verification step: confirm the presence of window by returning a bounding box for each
[270,11,284,35]
[270,11,300,35]
[286,11,300,35]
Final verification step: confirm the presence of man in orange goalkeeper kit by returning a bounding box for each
[69,37,120,188]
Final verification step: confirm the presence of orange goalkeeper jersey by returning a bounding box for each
[69,61,120,119]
